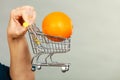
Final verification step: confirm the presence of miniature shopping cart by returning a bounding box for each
[28,24,71,72]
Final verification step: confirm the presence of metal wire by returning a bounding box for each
[28,24,71,54]
[28,23,71,71]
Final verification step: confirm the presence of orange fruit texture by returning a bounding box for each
[42,12,73,42]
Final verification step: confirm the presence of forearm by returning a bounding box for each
[7,36,34,80]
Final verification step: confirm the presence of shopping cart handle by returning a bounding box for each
[23,22,29,28]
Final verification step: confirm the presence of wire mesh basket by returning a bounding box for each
[28,24,71,72]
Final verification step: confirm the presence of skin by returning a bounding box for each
[7,6,36,80]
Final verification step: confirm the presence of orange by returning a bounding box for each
[42,12,73,42]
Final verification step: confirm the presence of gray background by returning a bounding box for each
[0,0,120,80]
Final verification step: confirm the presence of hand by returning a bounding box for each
[7,6,36,39]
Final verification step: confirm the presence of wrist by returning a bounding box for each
[7,35,26,43]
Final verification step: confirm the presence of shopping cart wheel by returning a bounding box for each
[37,65,41,70]
[32,65,36,71]
[61,66,69,73]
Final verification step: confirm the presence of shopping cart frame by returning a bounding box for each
[28,24,71,72]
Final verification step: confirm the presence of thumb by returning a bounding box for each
[15,25,28,38]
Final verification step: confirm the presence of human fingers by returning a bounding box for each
[22,6,36,25]
[10,6,36,26]
[10,7,24,26]
[8,7,28,38]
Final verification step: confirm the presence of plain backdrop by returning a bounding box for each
[0,0,120,80]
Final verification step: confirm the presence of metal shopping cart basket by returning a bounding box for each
[28,24,71,72]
